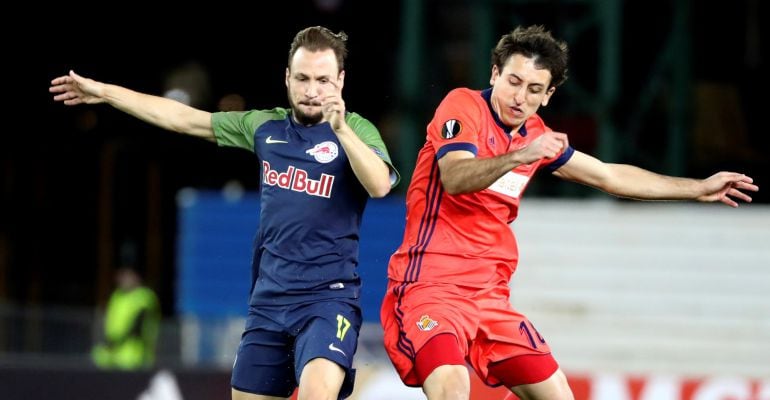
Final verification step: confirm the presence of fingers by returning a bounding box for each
[554,133,569,152]
[728,188,753,203]
[321,98,342,111]
[707,173,759,206]
[716,179,756,207]
[720,196,739,208]
[543,132,568,158]
[50,75,71,85]
[50,82,82,103]
[733,181,759,193]
[717,172,755,185]
[49,83,74,94]
[321,94,345,115]
[52,92,76,101]
[321,93,343,104]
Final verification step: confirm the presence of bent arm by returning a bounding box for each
[439,130,569,195]
[553,150,758,207]
[51,70,214,139]
[335,123,392,198]
[438,150,524,195]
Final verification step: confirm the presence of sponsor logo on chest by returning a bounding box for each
[488,171,530,198]
[262,161,335,198]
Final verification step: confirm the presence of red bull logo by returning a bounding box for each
[262,161,335,198]
[305,141,339,163]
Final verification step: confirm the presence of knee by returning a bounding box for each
[547,369,573,399]
[422,365,471,400]
[298,392,335,400]
[297,384,338,400]
[297,358,345,400]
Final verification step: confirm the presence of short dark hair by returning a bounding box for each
[491,25,569,88]
[288,26,348,72]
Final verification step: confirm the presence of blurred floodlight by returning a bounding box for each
[164,88,192,105]
[163,62,211,108]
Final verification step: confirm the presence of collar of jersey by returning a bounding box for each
[481,88,528,137]
[287,110,331,131]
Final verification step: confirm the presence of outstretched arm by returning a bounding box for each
[50,70,214,140]
[553,150,759,207]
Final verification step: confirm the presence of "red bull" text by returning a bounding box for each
[262,161,335,198]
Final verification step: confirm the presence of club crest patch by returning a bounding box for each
[416,315,439,331]
[441,119,462,139]
[306,141,339,163]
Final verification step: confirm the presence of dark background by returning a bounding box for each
[2,0,767,314]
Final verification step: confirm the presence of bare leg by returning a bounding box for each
[231,388,287,400]
[296,357,346,400]
[508,369,573,400]
[422,364,471,400]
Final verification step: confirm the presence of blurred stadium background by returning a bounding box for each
[3,0,768,399]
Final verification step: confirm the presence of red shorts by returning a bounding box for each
[380,279,554,387]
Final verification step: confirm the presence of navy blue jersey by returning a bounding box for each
[212,108,398,305]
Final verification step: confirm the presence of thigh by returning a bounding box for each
[231,327,296,398]
[293,300,361,398]
[511,368,573,400]
[381,281,480,386]
[297,358,346,400]
[469,288,554,386]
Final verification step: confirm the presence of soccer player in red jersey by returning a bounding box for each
[381,25,758,400]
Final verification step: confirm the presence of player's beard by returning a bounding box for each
[287,87,323,126]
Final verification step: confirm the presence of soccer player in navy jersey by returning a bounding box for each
[51,26,400,400]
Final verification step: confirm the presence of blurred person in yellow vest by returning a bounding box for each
[92,265,160,370]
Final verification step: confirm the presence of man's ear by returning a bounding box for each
[285,68,290,88]
[489,65,500,86]
[541,86,556,106]
[338,70,345,90]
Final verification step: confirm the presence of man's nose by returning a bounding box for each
[513,87,526,105]
[306,81,323,97]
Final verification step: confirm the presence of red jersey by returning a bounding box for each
[388,88,573,287]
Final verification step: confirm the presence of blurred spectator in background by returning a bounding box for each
[91,265,160,370]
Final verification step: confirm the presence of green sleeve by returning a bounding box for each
[345,112,401,188]
[211,108,290,152]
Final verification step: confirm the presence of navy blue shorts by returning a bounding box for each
[231,299,361,398]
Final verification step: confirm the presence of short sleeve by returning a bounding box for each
[427,88,483,160]
[346,112,401,187]
[211,108,289,152]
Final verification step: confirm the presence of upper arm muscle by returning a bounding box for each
[437,150,475,174]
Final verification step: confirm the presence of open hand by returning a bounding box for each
[697,172,759,207]
[49,70,105,105]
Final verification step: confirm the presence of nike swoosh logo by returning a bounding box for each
[328,343,346,357]
[266,136,288,144]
